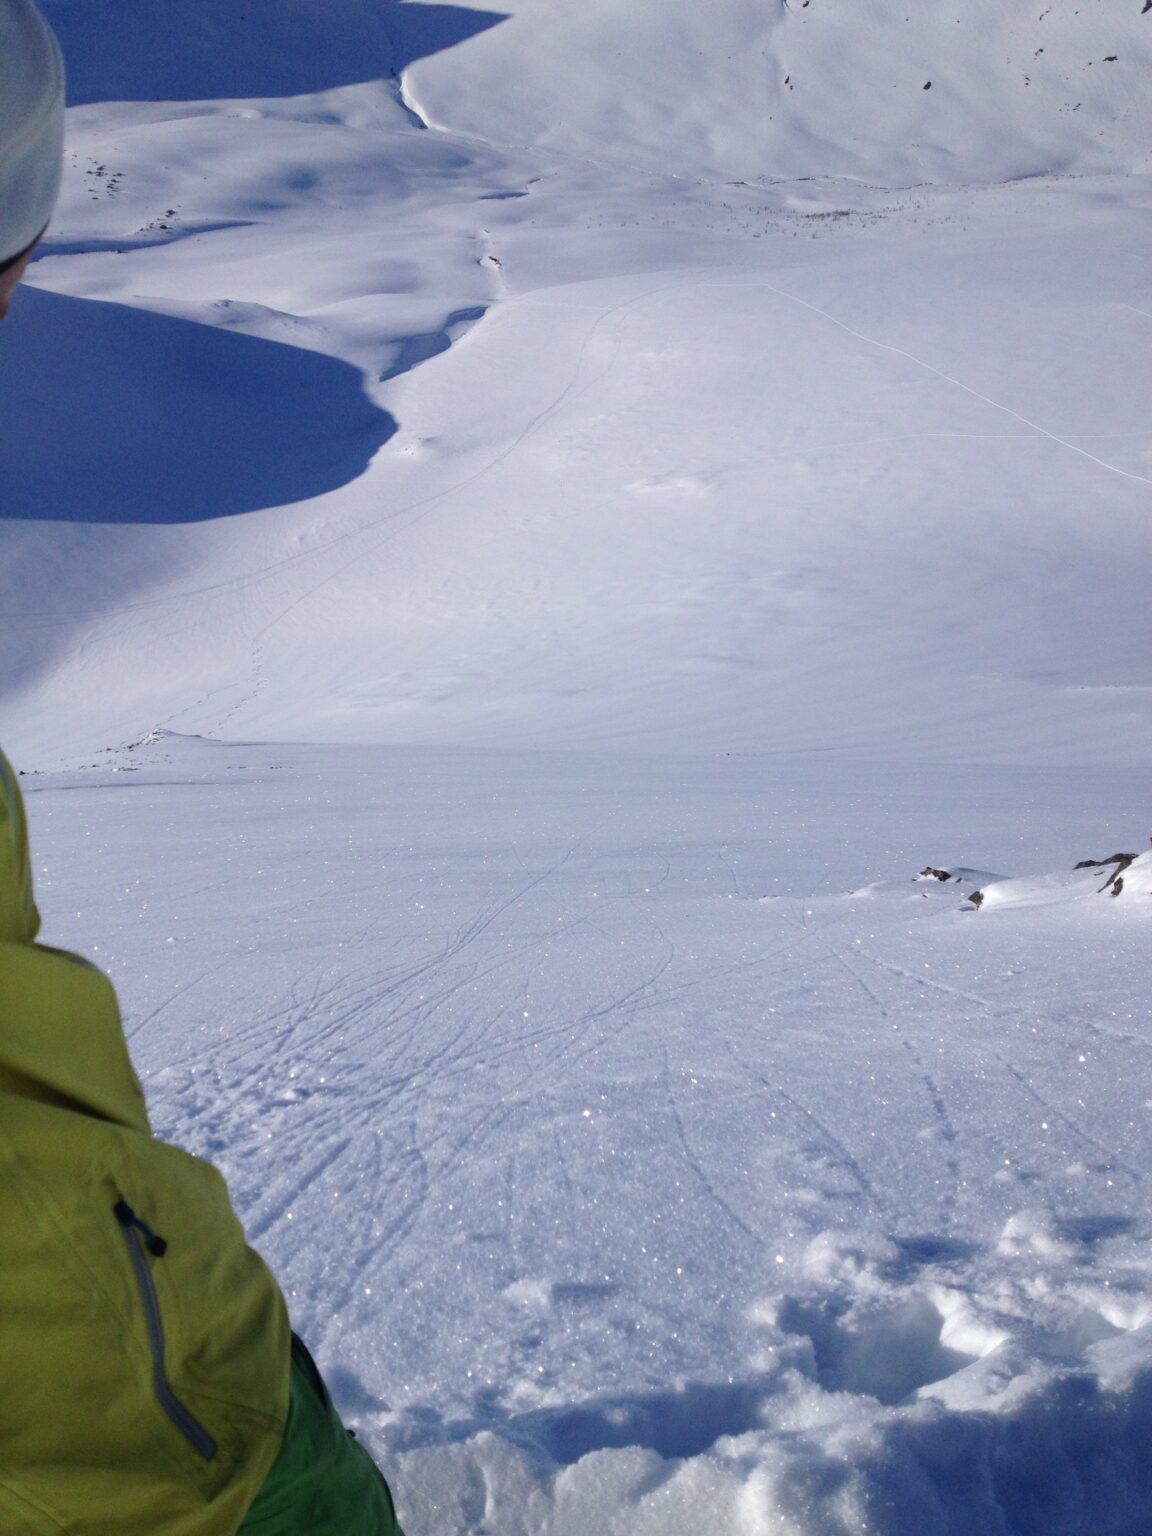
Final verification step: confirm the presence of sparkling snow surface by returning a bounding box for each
[6,2,1152,1531]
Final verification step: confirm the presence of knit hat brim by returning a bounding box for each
[0,0,65,266]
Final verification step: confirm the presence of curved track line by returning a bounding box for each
[720,277,1152,489]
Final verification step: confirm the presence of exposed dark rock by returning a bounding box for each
[1072,852,1137,895]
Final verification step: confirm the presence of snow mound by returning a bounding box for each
[973,849,1152,911]
[916,866,1004,886]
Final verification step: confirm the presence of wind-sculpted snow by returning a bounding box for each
[23,736,1152,1536]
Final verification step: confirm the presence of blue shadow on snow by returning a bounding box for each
[0,288,395,524]
[513,1378,771,1463]
[379,306,487,383]
[375,1377,777,1465]
[40,0,508,105]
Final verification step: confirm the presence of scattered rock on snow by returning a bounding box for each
[968,848,1152,912]
[915,866,1005,894]
[1072,851,1138,895]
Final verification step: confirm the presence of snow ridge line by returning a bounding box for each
[395,69,432,133]
[374,9,431,131]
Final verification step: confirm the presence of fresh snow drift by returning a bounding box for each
[4,0,1152,1532]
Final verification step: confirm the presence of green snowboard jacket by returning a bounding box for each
[0,750,292,1533]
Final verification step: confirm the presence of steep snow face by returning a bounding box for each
[406,0,1152,185]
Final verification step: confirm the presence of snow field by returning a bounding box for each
[5,0,1152,1529]
[9,167,1152,765]
[24,736,1152,1534]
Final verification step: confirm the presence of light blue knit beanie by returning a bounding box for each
[0,0,64,265]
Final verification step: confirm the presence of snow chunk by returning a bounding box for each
[997,1208,1081,1261]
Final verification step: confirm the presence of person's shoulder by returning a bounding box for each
[0,751,40,947]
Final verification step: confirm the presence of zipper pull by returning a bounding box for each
[114,1199,169,1258]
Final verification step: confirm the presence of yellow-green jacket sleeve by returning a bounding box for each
[0,752,291,1534]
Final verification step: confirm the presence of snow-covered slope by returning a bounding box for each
[5,2,1152,1532]
[42,0,1152,186]
[4,0,1152,765]
[405,0,1152,185]
[6,135,1152,763]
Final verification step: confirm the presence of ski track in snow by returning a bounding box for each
[28,742,1152,1534]
[723,275,1152,491]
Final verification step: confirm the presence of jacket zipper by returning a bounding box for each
[113,1199,218,1461]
